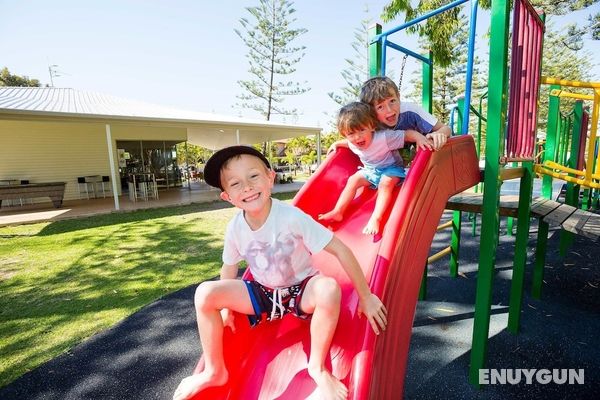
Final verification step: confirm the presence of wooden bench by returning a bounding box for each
[0,182,67,209]
[446,192,600,240]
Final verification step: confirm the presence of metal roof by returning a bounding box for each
[0,87,322,149]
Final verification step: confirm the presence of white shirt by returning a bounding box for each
[222,198,333,288]
[348,129,405,169]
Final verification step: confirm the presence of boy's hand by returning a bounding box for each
[404,129,433,150]
[221,308,236,332]
[358,293,388,335]
[405,129,433,151]
[326,143,338,155]
[327,139,349,155]
[425,131,447,150]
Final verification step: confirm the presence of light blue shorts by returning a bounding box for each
[360,164,406,188]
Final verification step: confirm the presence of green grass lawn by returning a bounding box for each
[0,192,295,388]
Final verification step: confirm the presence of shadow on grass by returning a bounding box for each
[0,217,222,385]
[0,190,298,387]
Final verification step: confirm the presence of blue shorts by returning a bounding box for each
[244,275,313,327]
[360,164,406,188]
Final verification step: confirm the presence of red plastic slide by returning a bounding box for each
[191,135,480,399]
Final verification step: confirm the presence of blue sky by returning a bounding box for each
[1,0,598,129]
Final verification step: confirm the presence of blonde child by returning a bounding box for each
[360,76,451,148]
[173,145,387,400]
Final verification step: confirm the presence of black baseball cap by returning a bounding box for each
[203,145,271,190]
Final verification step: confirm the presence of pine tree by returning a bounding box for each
[328,7,373,107]
[381,0,461,67]
[537,23,594,131]
[235,0,310,121]
[381,0,600,63]
[405,15,486,132]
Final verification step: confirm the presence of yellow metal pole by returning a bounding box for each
[541,77,600,186]
[549,88,594,101]
[542,76,600,89]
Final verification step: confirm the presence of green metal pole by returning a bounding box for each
[418,262,428,300]
[456,96,465,133]
[368,24,382,77]
[422,51,433,113]
[450,97,465,277]
[564,117,573,166]
[472,93,487,237]
[505,161,517,237]
[582,188,590,210]
[532,219,549,299]
[542,85,561,199]
[560,101,583,255]
[556,116,565,168]
[450,211,462,278]
[593,152,599,208]
[469,0,510,387]
[532,89,560,298]
[507,161,534,333]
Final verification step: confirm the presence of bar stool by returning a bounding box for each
[136,174,149,201]
[84,175,102,198]
[77,177,90,199]
[145,174,159,200]
[0,180,17,206]
[128,175,137,202]
[100,176,111,198]
[19,180,32,205]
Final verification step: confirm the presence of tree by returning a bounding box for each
[235,0,310,121]
[532,0,600,49]
[328,6,373,107]
[175,143,212,167]
[405,14,487,131]
[381,0,600,67]
[327,6,399,131]
[537,23,594,131]
[0,67,42,87]
[381,0,461,68]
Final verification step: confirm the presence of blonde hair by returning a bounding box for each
[359,76,399,106]
[337,102,378,135]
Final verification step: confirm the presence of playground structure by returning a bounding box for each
[535,78,599,197]
[366,0,547,386]
[185,0,600,397]
[531,77,600,297]
[369,0,600,390]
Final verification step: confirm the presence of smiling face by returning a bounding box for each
[219,154,275,218]
[374,92,401,128]
[343,125,375,150]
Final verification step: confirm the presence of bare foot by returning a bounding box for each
[308,367,348,400]
[173,369,228,400]
[362,216,381,235]
[318,209,344,222]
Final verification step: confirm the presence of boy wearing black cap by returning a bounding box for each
[173,145,387,400]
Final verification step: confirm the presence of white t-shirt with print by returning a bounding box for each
[222,198,334,288]
[348,129,405,169]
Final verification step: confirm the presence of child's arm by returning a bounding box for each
[327,139,349,155]
[324,235,387,335]
[405,129,434,151]
[425,121,452,150]
[219,263,239,330]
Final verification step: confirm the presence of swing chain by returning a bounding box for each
[398,53,409,90]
